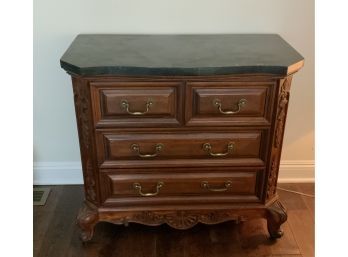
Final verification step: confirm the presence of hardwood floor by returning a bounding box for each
[33,184,314,257]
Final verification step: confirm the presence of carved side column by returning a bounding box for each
[72,77,100,241]
[266,77,292,200]
[264,77,292,238]
[72,76,99,204]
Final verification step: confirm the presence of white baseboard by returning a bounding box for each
[33,160,314,185]
[277,160,314,183]
[33,162,84,185]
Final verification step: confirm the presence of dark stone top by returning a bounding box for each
[60,34,304,76]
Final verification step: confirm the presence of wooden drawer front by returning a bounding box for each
[97,131,265,168]
[90,82,183,127]
[100,170,262,205]
[186,82,274,126]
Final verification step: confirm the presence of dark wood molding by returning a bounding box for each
[98,208,267,230]
[102,210,247,230]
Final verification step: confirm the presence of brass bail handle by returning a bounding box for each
[131,143,164,158]
[213,98,247,115]
[121,99,153,115]
[203,142,234,157]
[201,181,232,192]
[133,182,164,197]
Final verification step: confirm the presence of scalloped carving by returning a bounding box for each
[110,210,244,230]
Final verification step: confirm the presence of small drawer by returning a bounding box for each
[97,131,266,168]
[90,81,183,127]
[99,169,262,205]
[186,82,275,126]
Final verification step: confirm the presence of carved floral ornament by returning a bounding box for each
[274,78,290,148]
[73,82,97,202]
[113,211,245,230]
[266,78,291,200]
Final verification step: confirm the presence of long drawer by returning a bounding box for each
[96,131,267,168]
[99,168,264,206]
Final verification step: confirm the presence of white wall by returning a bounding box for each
[34,0,314,183]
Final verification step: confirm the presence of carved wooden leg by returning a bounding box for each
[266,200,287,239]
[77,203,99,242]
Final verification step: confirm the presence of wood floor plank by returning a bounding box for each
[286,209,314,257]
[156,225,186,257]
[156,224,192,257]
[296,184,315,217]
[270,221,301,255]
[66,222,115,257]
[297,184,315,257]
[207,222,246,257]
[36,186,84,257]
[278,183,314,216]
[108,224,157,257]
[182,224,212,257]
[277,184,308,211]
[238,219,273,257]
[278,183,314,257]
[33,186,64,257]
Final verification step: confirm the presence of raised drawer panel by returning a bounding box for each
[99,169,263,205]
[97,131,266,168]
[186,82,274,126]
[90,81,183,127]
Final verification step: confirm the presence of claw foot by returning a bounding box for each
[77,203,98,242]
[266,200,287,239]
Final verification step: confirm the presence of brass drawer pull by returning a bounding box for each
[131,143,164,158]
[213,98,247,115]
[203,142,234,157]
[121,99,153,115]
[201,181,232,192]
[133,182,164,197]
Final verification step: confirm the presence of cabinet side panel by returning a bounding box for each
[72,76,100,205]
[264,76,293,202]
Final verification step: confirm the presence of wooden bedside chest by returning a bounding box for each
[60,34,304,242]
